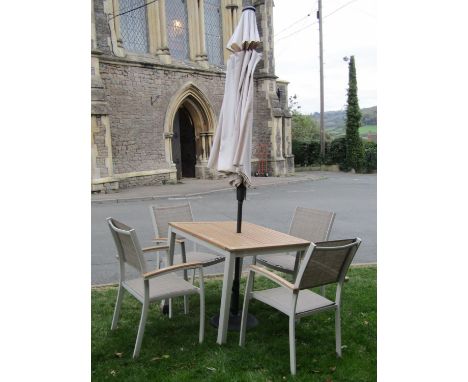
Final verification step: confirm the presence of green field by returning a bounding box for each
[359,125,377,136]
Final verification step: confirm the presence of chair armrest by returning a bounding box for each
[143,261,202,279]
[249,265,297,291]
[153,237,185,244]
[142,245,169,253]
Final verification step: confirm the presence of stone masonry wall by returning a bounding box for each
[117,173,171,189]
[250,0,290,176]
[92,0,293,189]
[92,116,110,178]
[99,61,226,175]
[93,0,112,55]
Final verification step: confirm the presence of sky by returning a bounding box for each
[273,0,377,114]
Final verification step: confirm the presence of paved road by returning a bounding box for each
[91,172,376,285]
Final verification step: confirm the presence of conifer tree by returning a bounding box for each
[345,56,364,171]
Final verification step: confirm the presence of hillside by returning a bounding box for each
[312,106,377,138]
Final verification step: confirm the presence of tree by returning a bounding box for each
[292,113,320,142]
[288,94,301,115]
[288,94,328,143]
[345,56,364,171]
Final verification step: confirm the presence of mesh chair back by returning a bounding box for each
[150,203,193,238]
[296,238,361,290]
[289,207,335,243]
[107,218,147,274]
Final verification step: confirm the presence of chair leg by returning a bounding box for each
[289,315,297,375]
[169,298,173,319]
[156,252,161,270]
[250,256,256,291]
[199,297,205,343]
[335,307,342,357]
[111,285,125,330]
[239,271,254,346]
[191,268,196,285]
[198,268,205,343]
[320,285,326,296]
[184,268,195,314]
[184,296,189,315]
[133,299,149,358]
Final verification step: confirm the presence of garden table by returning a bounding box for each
[167,221,310,344]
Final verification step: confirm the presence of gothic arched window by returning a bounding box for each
[204,0,223,66]
[119,0,149,54]
[166,0,190,61]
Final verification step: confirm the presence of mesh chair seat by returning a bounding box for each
[256,254,296,273]
[123,273,199,303]
[172,251,225,267]
[252,287,335,316]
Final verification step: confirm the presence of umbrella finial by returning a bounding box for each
[242,6,256,13]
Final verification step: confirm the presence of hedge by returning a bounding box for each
[363,141,377,172]
[292,137,377,173]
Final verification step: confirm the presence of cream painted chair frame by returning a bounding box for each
[149,203,225,316]
[240,238,361,375]
[149,203,226,272]
[107,217,206,359]
[256,207,335,279]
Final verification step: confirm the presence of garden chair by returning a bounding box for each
[256,207,335,280]
[107,217,205,359]
[239,238,361,375]
[149,203,225,279]
[150,203,224,316]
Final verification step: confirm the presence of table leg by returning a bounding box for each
[164,228,177,317]
[168,227,176,266]
[217,253,236,344]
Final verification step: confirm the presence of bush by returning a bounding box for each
[308,141,321,164]
[328,137,347,169]
[292,140,308,166]
[363,141,377,172]
[292,140,326,166]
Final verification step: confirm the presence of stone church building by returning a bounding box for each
[91,0,294,192]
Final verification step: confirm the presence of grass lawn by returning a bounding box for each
[92,266,376,381]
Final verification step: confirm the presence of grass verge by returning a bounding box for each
[92,266,376,381]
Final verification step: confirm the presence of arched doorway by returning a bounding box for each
[172,106,196,179]
[165,82,217,179]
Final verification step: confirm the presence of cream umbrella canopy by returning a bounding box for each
[207,6,262,233]
[207,6,261,329]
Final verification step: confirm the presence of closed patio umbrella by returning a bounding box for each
[207,6,261,329]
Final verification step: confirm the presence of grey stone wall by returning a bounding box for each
[93,116,110,178]
[118,173,171,189]
[99,60,226,175]
[250,0,291,176]
[93,0,112,54]
[91,0,294,190]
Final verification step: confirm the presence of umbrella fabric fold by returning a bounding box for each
[226,6,260,53]
[207,7,262,188]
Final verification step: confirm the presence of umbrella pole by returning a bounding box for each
[236,183,246,233]
[210,183,258,329]
[231,184,246,315]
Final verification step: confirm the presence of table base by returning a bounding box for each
[209,312,258,331]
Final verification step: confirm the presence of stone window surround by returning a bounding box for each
[101,0,243,66]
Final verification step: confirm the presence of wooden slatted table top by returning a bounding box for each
[169,221,310,253]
